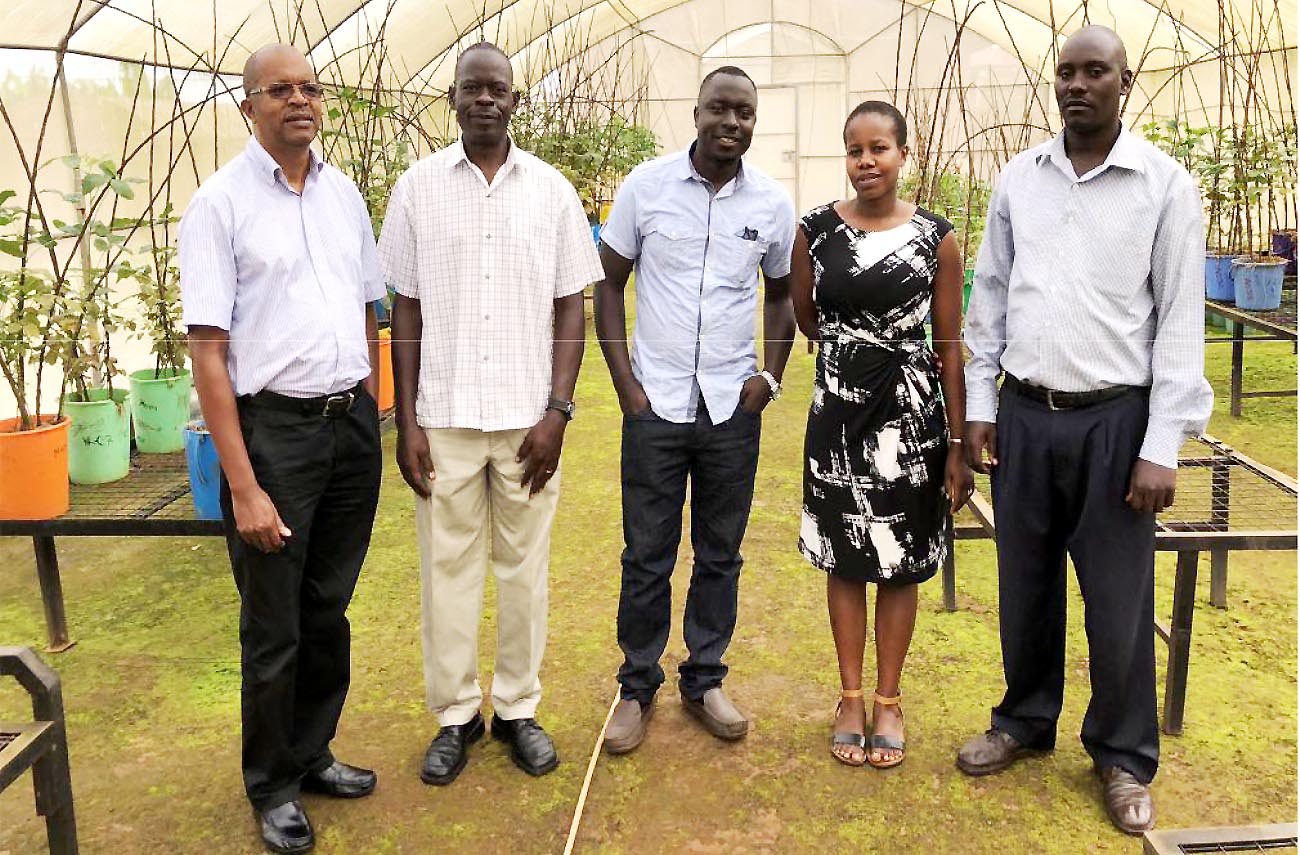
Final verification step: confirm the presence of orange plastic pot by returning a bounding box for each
[377,330,394,411]
[0,415,70,519]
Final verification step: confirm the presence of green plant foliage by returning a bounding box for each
[0,153,153,427]
[320,84,414,238]
[900,169,992,265]
[1142,119,1298,254]
[512,110,659,219]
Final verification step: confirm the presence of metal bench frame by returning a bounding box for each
[0,646,77,854]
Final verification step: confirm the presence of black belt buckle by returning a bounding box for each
[1045,388,1062,411]
[322,391,355,418]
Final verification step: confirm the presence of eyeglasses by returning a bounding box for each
[247,82,328,101]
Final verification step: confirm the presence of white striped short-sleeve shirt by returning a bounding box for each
[179,136,386,397]
[377,139,604,431]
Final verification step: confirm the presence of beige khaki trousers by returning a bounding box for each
[416,427,558,726]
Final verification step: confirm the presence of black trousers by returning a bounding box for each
[616,402,761,704]
[219,389,381,810]
[990,383,1159,783]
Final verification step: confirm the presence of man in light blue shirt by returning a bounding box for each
[594,65,796,754]
[182,44,384,854]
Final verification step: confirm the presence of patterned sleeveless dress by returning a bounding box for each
[798,203,953,584]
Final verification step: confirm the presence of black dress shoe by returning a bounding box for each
[491,714,559,777]
[256,800,314,854]
[420,713,485,786]
[302,760,377,798]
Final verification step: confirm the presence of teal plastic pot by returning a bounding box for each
[1204,253,1236,301]
[1231,256,1286,310]
[63,387,132,484]
[183,420,223,520]
[129,367,192,453]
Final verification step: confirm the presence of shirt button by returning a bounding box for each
[485,233,492,240]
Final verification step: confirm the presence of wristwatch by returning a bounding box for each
[758,370,782,400]
[546,397,576,421]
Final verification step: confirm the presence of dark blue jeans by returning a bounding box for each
[616,401,761,704]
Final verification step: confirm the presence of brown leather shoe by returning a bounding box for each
[681,687,748,741]
[1097,766,1155,835]
[604,698,654,755]
[955,727,1044,776]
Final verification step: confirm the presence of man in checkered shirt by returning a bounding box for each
[378,42,603,785]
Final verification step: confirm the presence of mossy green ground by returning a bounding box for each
[1,329,1295,854]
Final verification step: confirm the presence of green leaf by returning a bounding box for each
[82,173,109,193]
[0,189,16,206]
[0,238,24,257]
[108,178,134,199]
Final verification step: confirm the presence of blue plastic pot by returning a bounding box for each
[1204,253,1236,301]
[183,420,223,520]
[1231,256,1286,310]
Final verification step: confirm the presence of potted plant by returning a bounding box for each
[126,237,191,453]
[58,155,146,484]
[1230,253,1289,309]
[0,188,72,518]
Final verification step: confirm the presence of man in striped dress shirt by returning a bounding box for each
[956,27,1213,835]
[181,44,385,854]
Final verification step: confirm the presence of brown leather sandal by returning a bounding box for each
[830,688,867,767]
[867,692,906,769]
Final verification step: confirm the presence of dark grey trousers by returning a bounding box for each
[219,389,381,810]
[989,382,1159,783]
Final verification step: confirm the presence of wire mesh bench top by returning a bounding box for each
[1206,288,1298,340]
[965,435,1298,551]
[0,452,222,537]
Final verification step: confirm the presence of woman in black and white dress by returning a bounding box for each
[791,101,973,768]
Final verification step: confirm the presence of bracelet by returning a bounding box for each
[949,437,964,445]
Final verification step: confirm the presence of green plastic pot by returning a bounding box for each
[63,387,132,484]
[129,367,192,453]
[963,267,974,313]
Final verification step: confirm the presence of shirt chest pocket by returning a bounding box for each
[709,232,766,286]
[643,225,707,281]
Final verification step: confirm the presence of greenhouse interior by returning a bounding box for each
[0,0,1296,852]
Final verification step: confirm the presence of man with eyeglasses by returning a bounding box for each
[181,44,384,854]
[379,41,601,786]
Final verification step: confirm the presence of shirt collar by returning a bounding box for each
[1038,124,1146,180]
[449,135,525,176]
[245,135,324,187]
[680,143,745,196]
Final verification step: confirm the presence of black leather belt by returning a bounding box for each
[1003,374,1143,411]
[243,383,362,418]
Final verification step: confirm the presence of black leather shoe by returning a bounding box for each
[420,713,485,786]
[491,714,559,777]
[302,760,377,798]
[256,800,313,854]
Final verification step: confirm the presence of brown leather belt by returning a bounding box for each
[1003,374,1144,411]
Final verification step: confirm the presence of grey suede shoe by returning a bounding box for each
[955,727,1044,776]
[681,687,749,741]
[604,698,654,755]
[1097,766,1156,835]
